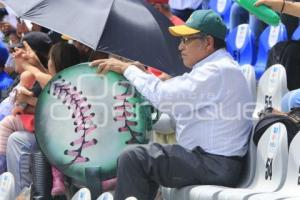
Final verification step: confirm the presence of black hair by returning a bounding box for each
[198,32,226,50]
[49,42,80,72]
[0,8,8,21]
[212,36,226,50]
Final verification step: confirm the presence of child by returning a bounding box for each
[11,71,35,115]
[0,71,35,175]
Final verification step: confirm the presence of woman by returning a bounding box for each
[5,41,80,197]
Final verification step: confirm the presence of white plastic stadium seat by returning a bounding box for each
[71,188,91,200]
[153,113,176,134]
[248,131,300,200]
[241,64,257,99]
[216,123,288,200]
[0,172,15,200]
[96,192,114,200]
[253,64,288,119]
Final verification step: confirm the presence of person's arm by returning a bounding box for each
[22,64,52,88]
[24,96,38,107]
[22,41,48,73]
[123,65,221,114]
[34,72,52,88]
[15,87,38,107]
[282,1,300,17]
[255,0,300,17]
[91,58,222,116]
[13,41,48,74]
[158,72,172,81]
[23,105,35,114]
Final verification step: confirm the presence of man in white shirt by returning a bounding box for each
[92,9,253,200]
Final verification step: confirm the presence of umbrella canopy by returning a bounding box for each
[3,0,187,76]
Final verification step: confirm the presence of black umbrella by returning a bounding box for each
[3,0,187,76]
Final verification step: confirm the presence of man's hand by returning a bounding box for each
[90,58,147,75]
[158,72,172,81]
[90,58,131,75]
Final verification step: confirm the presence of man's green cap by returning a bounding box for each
[169,9,227,40]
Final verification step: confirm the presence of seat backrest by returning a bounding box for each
[253,64,288,119]
[96,192,114,200]
[249,123,288,191]
[292,26,300,40]
[281,131,300,191]
[226,24,256,65]
[0,172,15,200]
[241,64,257,99]
[71,188,91,200]
[255,24,288,78]
[283,198,300,200]
[209,0,232,27]
[239,64,287,187]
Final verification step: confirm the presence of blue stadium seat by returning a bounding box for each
[291,25,300,40]
[0,71,13,90]
[226,24,256,65]
[0,41,8,68]
[209,0,232,27]
[255,24,288,80]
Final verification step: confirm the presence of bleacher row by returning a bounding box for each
[225,23,300,80]
[227,24,286,79]
[227,23,288,77]
[208,0,300,81]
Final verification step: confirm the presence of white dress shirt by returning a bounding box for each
[124,49,253,157]
[169,0,203,10]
